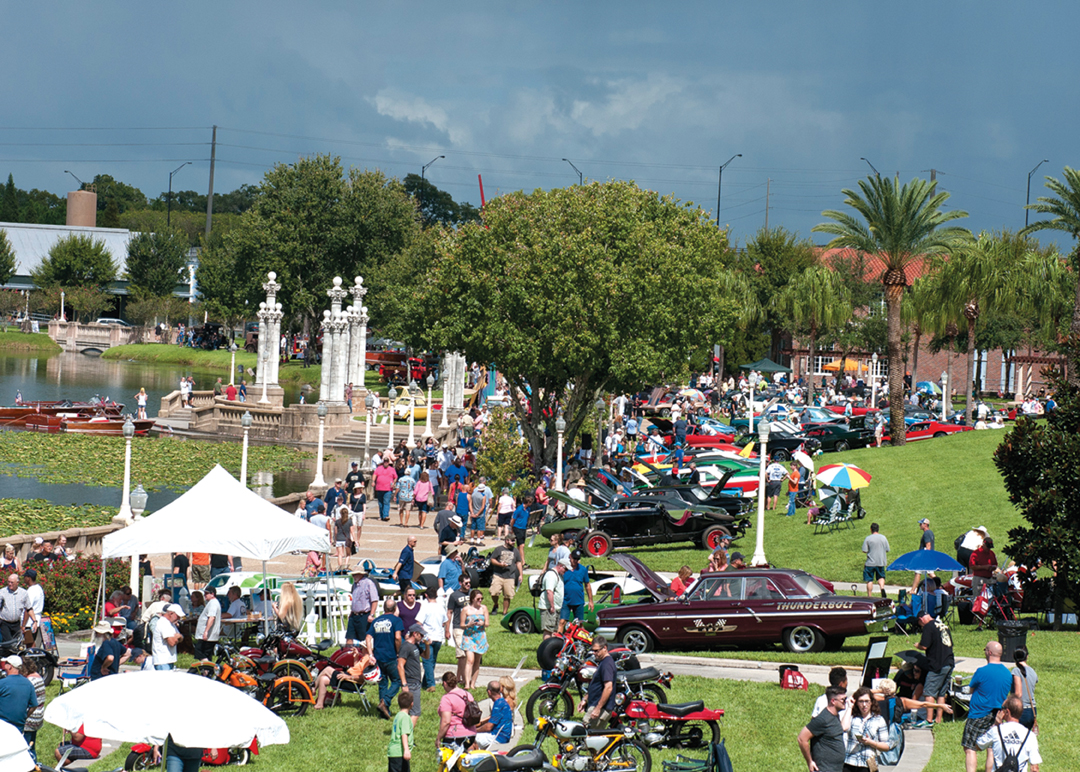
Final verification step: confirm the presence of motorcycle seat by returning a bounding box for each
[313,639,333,652]
[470,748,546,772]
[253,657,276,665]
[256,673,278,684]
[619,667,660,683]
[657,701,705,717]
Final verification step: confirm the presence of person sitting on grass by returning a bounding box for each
[54,726,101,768]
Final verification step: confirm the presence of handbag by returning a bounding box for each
[867,754,879,772]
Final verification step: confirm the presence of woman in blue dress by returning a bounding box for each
[459,589,489,689]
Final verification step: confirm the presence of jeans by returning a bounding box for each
[210,566,229,579]
[155,663,175,671]
[786,491,797,517]
[377,658,401,706]
[422,641,442,689]
[377,490,393,521]
[165,748,203,772]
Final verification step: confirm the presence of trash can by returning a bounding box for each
[997,620,1028,662]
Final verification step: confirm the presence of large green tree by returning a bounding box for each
[31,234,117,290]
[0,229,15,286]
[125,230,190,299]
[90,174,147,215]
[813,175,971,444]
[402,174,481,228]
[776,265,853,403]
[739,227,818,362]
[379,181,744,471]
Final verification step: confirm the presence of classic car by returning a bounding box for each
[630,456,760,498]
[501,575,653,635]
[882,419,974,443]
[595,555,893,654]
[389,390,444,420]
[648,418,736,449]
[802,419,874,452]
[823,404,879,417]
[733,421,819,461]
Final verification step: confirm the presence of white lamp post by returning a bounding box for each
[387,386,398,452]
[128,484,148,598]
[555,413,566,491]
[113,417,137,524]
[423,373,435,439]
[439,361,450,430]
[229,343,238,386]
[940,370,948,422]
[870,352,879,408]
[750,420,770,567]
[239,410,253,487]
[364,392,376,467]
[406,380,418,448]
[747,386,755,436]
[594,397,605,468]
[311,401,328,489]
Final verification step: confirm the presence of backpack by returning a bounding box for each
[878,722,904,766]
[995,725,1029,772]
[461,690,483,728]
[531,570,553,598]
[134,614,160,650]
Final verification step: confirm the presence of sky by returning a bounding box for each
[2,1,1078,249]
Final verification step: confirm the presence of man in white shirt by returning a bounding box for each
[222,587,248,620]
[566,480,587,518]
[976,696,1040,772]
[765,459,786,511]
[151,604,183,670]
[22,570,43,645]
[194,586,221,660]
[415,587,448,690]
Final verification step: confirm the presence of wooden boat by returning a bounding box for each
[22,413,156,436]
[0,398,124,419]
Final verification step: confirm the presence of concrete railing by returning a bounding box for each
[202,400,283,439]
[3,524,125,561]
[47,320,148,352]
[158,389,216,417]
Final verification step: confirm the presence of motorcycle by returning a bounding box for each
[613,699,723,750]
[535,623,640,673]
[233,627,341,682]
[187,642,314,716]
[510,716,652,772]
[125,740,258,770]
[0,636,58,686]
[437,744,551,772]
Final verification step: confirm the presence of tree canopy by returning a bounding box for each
[125,229,190,298]
[402,174,481,228]
[30,234,117,290]
[0,229,15,287]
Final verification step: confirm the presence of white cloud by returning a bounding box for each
[569,74,684,136]
[370,89,471,145]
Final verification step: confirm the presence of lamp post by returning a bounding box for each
[423,373,435,439]
[420,156,445,224]
[562,158,583,185]
[239,410,253,487]
[229,342,238,386]
[555,414,566,491]
[113,417,137,524]
[715,153,742,227]
[750,420,770,567]
[870,352,879,408]
[594,397,605,469]
[167,161,192,228]
[128,484,148,599]
[60,290,66,322]
[439,363,451,430]
[364,392,376,467]
[406,380,418,448]
[311,401,328,489]
[1025,159,1049,228]
[387,386,398,452]
[940,371,948,422]
[747,386,755,436]
[860,157,880,177]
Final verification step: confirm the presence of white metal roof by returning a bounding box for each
[0,221,132,278]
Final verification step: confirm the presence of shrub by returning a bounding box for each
[33,556,130,629]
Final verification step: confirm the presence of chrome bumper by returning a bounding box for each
[595,626,618,639]
[864,618,890,634]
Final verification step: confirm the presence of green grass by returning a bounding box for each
[0,329,63,353]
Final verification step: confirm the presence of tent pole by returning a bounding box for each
[262,560,269,638]
[93,559,106,626]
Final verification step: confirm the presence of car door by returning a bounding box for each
[667,575,752,646]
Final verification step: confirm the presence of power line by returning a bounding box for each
[0,126,210,131]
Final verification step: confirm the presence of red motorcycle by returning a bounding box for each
[125,740,258,770]
[236,629,354,682]
[614,698,724,750]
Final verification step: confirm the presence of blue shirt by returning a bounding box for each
[447,463,468,483]
[369,613,403,663]
[968,663,1013,719]
[397,545,415,581]
[489,697,513,743]
[91,638,127,680]
[438,558,463,591]
[562,564,589,606]
[455,491,471,517]
[512,504,530,530]
[0,674,37,729]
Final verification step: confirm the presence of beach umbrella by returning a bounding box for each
[0,723,35,772]
[816,463,872,490]
[887,550,965,573]
[817,486,844,510]
[679,388,706,402]
[45,671,290,748]
[915,381,942,395]
[792,450,814,470]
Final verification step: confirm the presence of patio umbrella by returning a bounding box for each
[916,381,942,395]
[679,388,706,401]
[817,486,844,510]
[0,723,35,772]
[792,450,814,470]
[823,358,869,372]
[893,649,931,671]
[45,671,290,748]
[887,549,965,573]
[816,463,872,490]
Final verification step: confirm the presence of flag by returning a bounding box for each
[739,441,754,458]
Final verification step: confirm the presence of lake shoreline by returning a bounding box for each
[0,330,63,354]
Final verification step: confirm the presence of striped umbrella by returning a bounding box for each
[816,463,872,490]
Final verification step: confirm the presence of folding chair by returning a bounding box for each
[329,664,380,712]
[57,645,95,693]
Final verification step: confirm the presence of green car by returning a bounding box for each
[501,575,654,635]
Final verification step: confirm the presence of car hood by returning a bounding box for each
[609,554,674,602]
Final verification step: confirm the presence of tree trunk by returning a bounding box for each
[965,317,976,423]
[1071,255,1080,387]
[717,344,726,381]
[884,282,906,444]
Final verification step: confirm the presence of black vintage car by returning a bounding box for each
[802,417,875,452]
[733,420,819,461]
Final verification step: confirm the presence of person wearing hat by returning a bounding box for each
[956,526,987,576]
[347,564,380,645]
[373,455,399,522]
[538,558,569,639]
[566,478,586,518]
[911,519,937,595]
[397,624,429,726]
[90,620,129,680]
[345,461,365,498]
[440,516,463,556]
[151,604,184,671]
[194,586,221,660]
[728,552,747,570]
[0,654,36,730]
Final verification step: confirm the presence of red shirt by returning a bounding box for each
[73,727,102,758]
[225,384,238,400]
[970,547,997,578]
[373,465,398,493]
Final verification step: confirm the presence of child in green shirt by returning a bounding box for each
[388,691,414,772]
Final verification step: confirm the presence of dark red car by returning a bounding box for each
[595,554,892,655]
[882,419,974,443]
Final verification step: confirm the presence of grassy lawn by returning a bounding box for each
[0,329,63,353]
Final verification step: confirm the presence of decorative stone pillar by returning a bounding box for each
[318,309,333,402]
[330,310,351,404]
[347,275,369,393]
[262,272,282,387]
[255,302,269,387]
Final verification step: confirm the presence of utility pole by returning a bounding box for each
[764,178,770,230]
[930,169,936,184]
[204,125,217,242]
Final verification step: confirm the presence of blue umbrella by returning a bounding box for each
[887,549,964,572]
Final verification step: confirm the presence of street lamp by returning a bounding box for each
[64,170,86,189]
[715,153,742,227]
[387,386,398,451]
[114,417,137,524]
[311,401,328,489]
[420,155,445,224]
[229,342,238,386]
[870,352,879,408]
[423,372,436,439]
[167,161,192,227]
[406,380,418,448]
[594,397,605,468]
[364,392,377,466]
[1025,159,1049,228]
[562,158,583,185]
[750,420,770,567]
[861,157,880,177]
[128,484,147,599]
[940,370,949,422]
[239,410,253,487]
[555,414,567,491]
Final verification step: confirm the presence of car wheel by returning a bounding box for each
[660,408,671,418]
[772,449,790,462]
[835,440,850,452]
[585,531,613,558]
[701,525,729,551]
[783,625,825,654]
[511,612,536,635]
[620,625,655,654]
[933,432,946,438]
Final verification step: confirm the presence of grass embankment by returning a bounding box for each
[0,329,62,353]
[0,499,117,538]
[0,432,309,492]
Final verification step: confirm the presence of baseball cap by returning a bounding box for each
[23,568,36,580]
[203,586,216,595]
[351,461,358,467]
[408,623,428,639]
[166,603,184,616]
[730,552,745,562]
[557,557,572,569]
[2,655,22,668]
[917,518,930,525]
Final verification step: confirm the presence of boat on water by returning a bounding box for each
[0,397,124,419]
[22,413,156,436]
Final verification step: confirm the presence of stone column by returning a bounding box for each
[330,310,350,404]
[318,309,333,401]
[262,272,282,387]
[348,276,369,392]
[255,302,269,387]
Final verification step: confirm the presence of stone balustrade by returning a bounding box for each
[3,524,125,561]
[158,389,216,417]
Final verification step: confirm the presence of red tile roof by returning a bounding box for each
[815,247,938,284]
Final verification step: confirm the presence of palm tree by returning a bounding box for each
[1021,166,1080,383]
[813,175,971,444]
[776,265,853,405]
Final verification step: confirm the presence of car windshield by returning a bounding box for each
[789,574,832,599]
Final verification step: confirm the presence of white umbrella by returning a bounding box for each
[44,671,290,748]
[792,450,814,470]
[0,723,34,772]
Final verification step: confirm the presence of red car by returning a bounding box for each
[882,419,973,443]
[824,405,879,417]
[649,418,736,449]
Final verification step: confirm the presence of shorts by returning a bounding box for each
[453,628,466,658]
[559,603,584,622]
[863,565,885,582]
[351,513,364,527]
[335,540,347,547]
[346,613,370,642]
[470,515,486,532]
[192,564,211,583]
[497,511,512,527]
[416,501,430,514]
[923,665,953,698]
[406,683,422,716]
[388,756,411,772]
[585,710,611,730]
[56,745,96,761]
[513,527,527,547]
[490,575,516,600]
[961,713,996,750]
[540,609,558,634]
[766,481,781,497]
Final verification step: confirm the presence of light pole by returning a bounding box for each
[239,410,253,487]
[562,158,583,185]
[870,352,879,408]
[439,363,450,430]
[750,420,770,567]
[420,155,445,224]
[60,290,66,322]
[594,397,605,468]
[860,157,880,177]
[940,371,948,422]
[715,153,741,227]
[423,372,435,439]
[311,401,328,489]
[64,170,85,189]
[364,392,376,467]
[113,417,137,524]
[128,484,147,599]
[406,380,418,448]
[555,414,566,491]
[387,386,398,452]
[1025,159,1049,228]
[747,385,755,436]
[229,342,238,386]
[167,162,192,227]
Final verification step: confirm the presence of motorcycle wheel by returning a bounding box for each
[535,637,563,670]
[232,749,250,766]
[525,687,573,725]
[39,661,54,687]
[266,681,311,717]
[638,683,667,705]
[188,662,219,680]
[610,738,651,772]
[124,751,155,771]
[671,719,720,750]
[272,660,310,682]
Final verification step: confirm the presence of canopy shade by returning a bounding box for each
[0,723,35,772]
[103,464,331,560]
[739,357,791,373]
[887,549,965,573]
[823,358,869,372]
